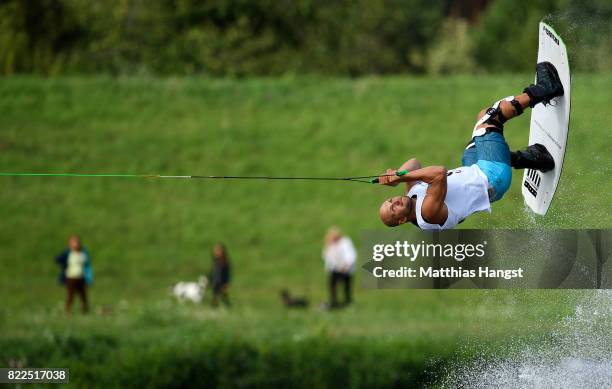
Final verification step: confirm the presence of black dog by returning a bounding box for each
[280,289,309,308]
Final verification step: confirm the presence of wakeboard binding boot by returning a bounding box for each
[523,62,564,107]
[511,143,555,173]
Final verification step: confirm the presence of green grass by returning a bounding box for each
[0,75,610,387]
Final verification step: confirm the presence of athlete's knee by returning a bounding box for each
[475,109,490,131]
[474,103,505,136]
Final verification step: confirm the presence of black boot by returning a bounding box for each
[523,62,564,107]
[510,143,555,172]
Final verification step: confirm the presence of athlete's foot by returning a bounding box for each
[510,143,555,172]
[523,62,564,107]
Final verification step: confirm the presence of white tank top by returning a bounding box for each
[407,165,491,230]
[66,251,86,279]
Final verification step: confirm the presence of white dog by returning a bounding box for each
[172,276,208,303]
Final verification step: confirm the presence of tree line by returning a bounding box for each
[0,0,609,76]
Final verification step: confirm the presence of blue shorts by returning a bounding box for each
[461,131,512,202]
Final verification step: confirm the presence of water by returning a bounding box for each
[441,291,612,388]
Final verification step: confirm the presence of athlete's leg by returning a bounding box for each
[475,61,564,133]
[474,94,554,172]
[469,63,564,200]
[474,93,530,133]
[461,144,477,167]
[470,95,527,201]
[467,95,520,199]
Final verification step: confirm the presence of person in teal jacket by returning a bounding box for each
[54,235,93,313]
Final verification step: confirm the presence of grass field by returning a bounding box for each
[0,75,610,387]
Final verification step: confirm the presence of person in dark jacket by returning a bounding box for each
[55,235,92,314]
[210,243,231,307]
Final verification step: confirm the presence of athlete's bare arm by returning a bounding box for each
[398,158,421,192]
[378,166,448,223]
[378,158,420,187]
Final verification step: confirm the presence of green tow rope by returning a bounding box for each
[0,171,406,185]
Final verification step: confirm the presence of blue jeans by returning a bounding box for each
[461,132,512,202]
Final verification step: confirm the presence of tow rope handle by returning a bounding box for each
[370,169,408,184]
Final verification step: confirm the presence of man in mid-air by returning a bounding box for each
[378,62,564,230]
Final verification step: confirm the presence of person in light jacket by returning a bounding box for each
[323,227,356,308]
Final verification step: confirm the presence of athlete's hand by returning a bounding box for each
[378,169,401,186]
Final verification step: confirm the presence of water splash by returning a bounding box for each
[441,291,612,388]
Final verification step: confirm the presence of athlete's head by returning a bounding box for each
[379,196,414,227]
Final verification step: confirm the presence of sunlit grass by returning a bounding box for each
[0,75,609,386]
